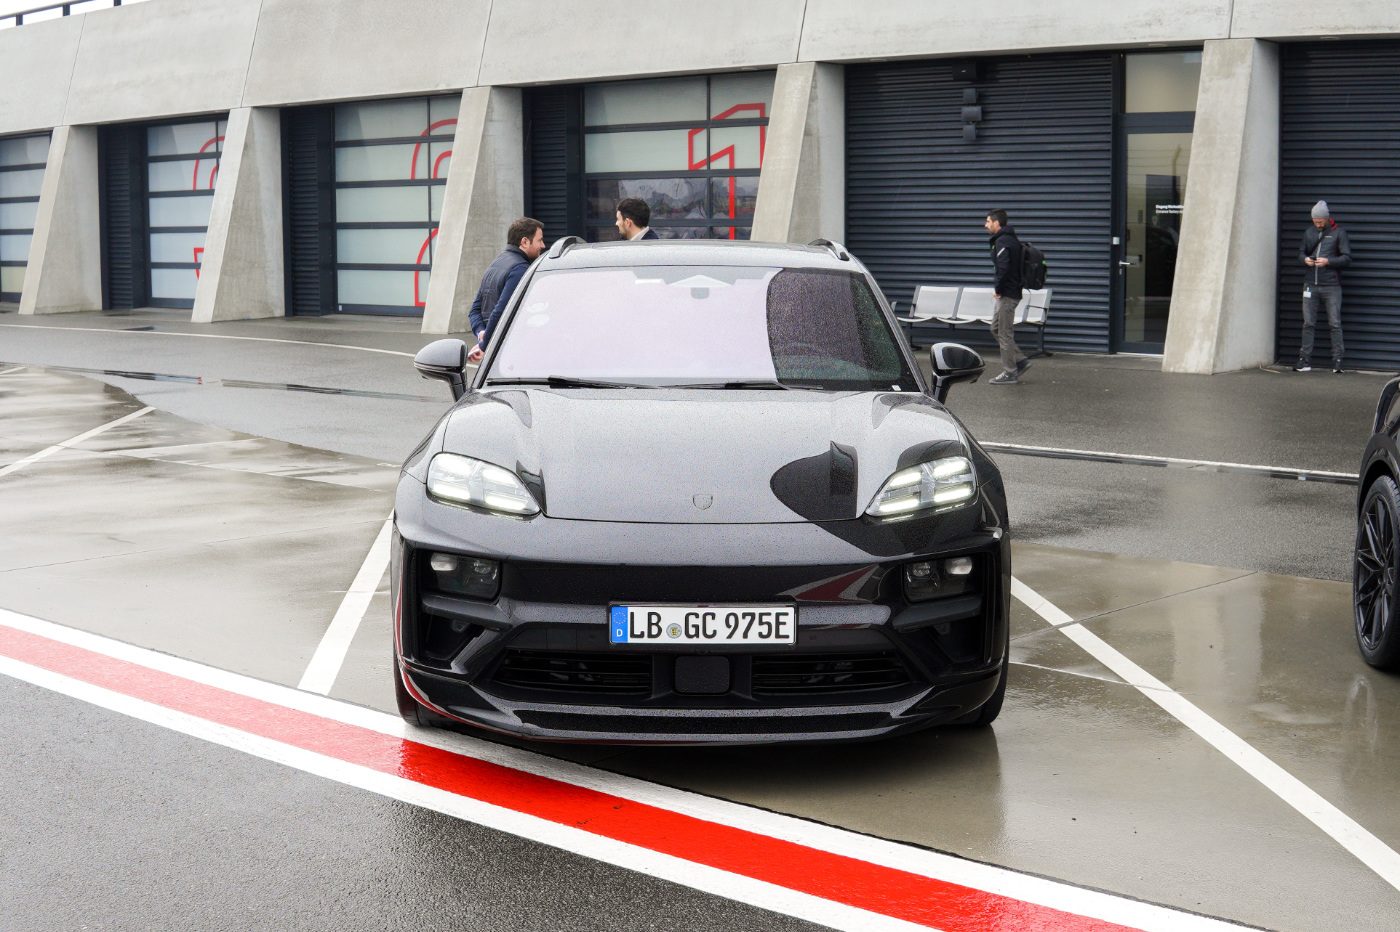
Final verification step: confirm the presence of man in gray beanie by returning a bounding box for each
[1294,199,1352,373]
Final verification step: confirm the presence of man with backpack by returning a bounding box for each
[984,209,1031,385]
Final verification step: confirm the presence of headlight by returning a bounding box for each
[427,453,540,516]
[866,455,976,518]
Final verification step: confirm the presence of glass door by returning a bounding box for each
[1116,130,1192,352]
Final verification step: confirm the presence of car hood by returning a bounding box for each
[439,389,971,524]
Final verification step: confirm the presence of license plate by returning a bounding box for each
[609,605,796,645]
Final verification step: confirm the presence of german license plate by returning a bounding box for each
[609,605,796,645]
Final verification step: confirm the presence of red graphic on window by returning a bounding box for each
[190,135,223,278]
[687,103,766,240]
[412,118,456,308]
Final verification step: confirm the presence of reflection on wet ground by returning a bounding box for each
[4,366,1399,930]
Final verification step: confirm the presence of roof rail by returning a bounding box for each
[807,239,850,261]
[546,235,585,260]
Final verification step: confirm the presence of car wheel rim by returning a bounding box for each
[1355,494,1394,651]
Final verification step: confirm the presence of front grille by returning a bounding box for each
[493,649,651,695]
[752,651,911,695]
[516,709,893,736]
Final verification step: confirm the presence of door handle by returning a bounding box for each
[1117,260,1134,268]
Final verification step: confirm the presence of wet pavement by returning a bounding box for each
[3,314,1400,930]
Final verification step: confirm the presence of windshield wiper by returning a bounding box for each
[485,376,654,389]
[666,379,827,391]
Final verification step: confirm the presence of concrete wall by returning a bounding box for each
[18,126,102,316]
[191,108,285,323]
[6,0,1400,140]
[421,88,524,335]
[751,63,845,245]
[242,0,489,107]
[1163,39,1280,374]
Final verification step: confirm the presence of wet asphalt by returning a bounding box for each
[2,309,1399,930]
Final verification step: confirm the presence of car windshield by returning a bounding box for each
[486,265,918,390]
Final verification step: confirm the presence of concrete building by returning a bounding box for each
[2,0,1398,372]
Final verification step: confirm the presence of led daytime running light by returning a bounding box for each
[867,455,976,517]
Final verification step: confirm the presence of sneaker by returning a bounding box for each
[1292,359,1312,372]
[1333,360,1345,374]
[989,371,1019,385]
[1015,358,1032,376]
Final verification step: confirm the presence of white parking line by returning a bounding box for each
[0,365,26,376]
[297,514,394,694]
[0,406,153,479]
[1011,576,1400,895]
[984,441,1357,482]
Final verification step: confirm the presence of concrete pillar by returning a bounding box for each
[422,87,524,335]
[750,62,845,245]
[1163,39,1280,374]
[19,126,102,315]
[192,107,284,323]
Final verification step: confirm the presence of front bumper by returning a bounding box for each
[392,498,1010,745]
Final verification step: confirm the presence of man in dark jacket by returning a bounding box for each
[984,209,1030,384]
[466,217,545,363]
[1294,200,1352,373]
[615,197,660,240]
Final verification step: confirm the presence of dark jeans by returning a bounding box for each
[1301,284,1344,362]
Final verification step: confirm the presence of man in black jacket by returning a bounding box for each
[984,209,1030,384]
[615,198,660,240]
[1294,200,1352,373]
[466,217,545,363]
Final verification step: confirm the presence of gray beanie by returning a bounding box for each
[1311,200,1330,220]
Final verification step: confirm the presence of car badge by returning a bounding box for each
[692,494,713,510]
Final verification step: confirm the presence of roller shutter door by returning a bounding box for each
[1278,42,1400,370]
[524,87,583,240]
[99,125,147,310]
[282,107,335,316]
[846,56,1114,353]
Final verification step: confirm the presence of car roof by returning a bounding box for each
[538,239,859,271]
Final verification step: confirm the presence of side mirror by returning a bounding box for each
[928,343,985,403]
[415,338,469,400]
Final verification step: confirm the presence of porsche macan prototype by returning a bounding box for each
[392,237,1010,744]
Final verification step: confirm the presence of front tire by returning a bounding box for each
[1354,476,1400,670]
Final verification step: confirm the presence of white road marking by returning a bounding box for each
[0,365,26,376]
[0,607,1250,932]
[297,514,394,694]
[1011,575,1400,894]
[983,441,1357,481]
[0,322,418,357]
[0,406,153,479]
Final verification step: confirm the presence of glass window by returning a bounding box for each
[335,144,420,183]
[337,269,421,306]
[336,186,429,224]
[1,266,26,295]
[336,99,429,141]
[0,201,40,229]
[1125,51,1202,113]
[585,77,707,127]
[582,73,772,243]
[488,266,915,390]
[0,169,45,197]
[332,95,458,314]
[148,159,210,193]
[0,135,50,165]
[149,195,215,228]
[150,268,200,301]
[0,233,33,261]
[710,73,774,120]
[149,231,208,264]
[147,122,223,157]
[585,129,706,174]
[336,228,434,265]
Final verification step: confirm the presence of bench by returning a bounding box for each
[893,285,1051,359]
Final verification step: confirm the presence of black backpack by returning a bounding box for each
[1021,241,1048,290]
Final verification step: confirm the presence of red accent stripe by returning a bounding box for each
[0,624,1133,932]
